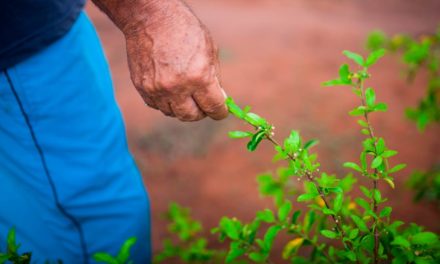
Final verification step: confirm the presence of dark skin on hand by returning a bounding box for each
[92,0,229,121]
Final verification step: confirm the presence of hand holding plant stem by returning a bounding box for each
[86,47,439,264]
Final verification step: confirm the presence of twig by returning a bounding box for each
[358,78,380,264]
[265,136,348,244]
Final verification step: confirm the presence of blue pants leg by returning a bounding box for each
[0,12,151,264]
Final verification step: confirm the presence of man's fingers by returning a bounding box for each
[193,78,228,120]
[144,96,158,109]
[170,96,206,122]
[137,89,159,109]
[154,97,175,117]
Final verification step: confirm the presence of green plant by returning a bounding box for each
[0,228,31,264]
[154,203,226,263]
[366,28,440,206]
[155,49,440,264]
[406,165,440,206]
[93,237,137,264]
[366,27,440,131]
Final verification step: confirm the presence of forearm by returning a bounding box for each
[91,0,228,121]
[91,0,198,36]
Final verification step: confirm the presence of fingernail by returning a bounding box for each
[221,88,227,99]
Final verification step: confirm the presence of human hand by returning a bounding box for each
[123,0,228,121]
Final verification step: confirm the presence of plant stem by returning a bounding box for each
[358,77,380,264]
[265,137,347,243]
[266,136,362,264]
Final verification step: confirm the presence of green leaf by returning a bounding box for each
[414,257,436,264]
[303,139,319,150]
[245,113,267,127]
[247,130,266,152]
[343,162,362,172]
[392,236,411,249]
[349,229,359,240]
[361,128,369,135]
[6,228,17,254]
[249,252,266,263]
[382,150,398,158]
[360,152,367,170]
[264,226,282,249]
[351,215,369,232]
[372,189,382,203]
[349,107,366,116]
[334,193,343,212]
[355,197,370,211]
[93,253,118,264]
[360,234,375,252]
[321,230,338,239]
[365,49,386,67]
[343,50,365,66]
[326,186,343,194]
[284,130,301,153]
[297,193,315,202]
[388,164,406,174]
[360,186,371,198]
[116,237,137,263]
[411,232,438,245]
[303,211,316,233]
[226,97,245,118]
[228,131,253,139]
[257,209,276,223]
[323,79,347,87]
[373,102,388,112]
[226,241,246,263]
[220,217,241,240]
[371,156,383,169]
[376,138,385,154]
[357,119,368,127]
[365,88,376,107]
[304,181,319,196]
[366,31,387,50]
[339,64,351,83]
[278,200,293,222]
[379,207,392,218]
[322,208,336,215]
[291,210,301,225]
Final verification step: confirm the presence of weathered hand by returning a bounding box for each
[122,1,228,121]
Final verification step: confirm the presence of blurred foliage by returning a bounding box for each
[406,165,440,206]
[154,203,226,263]
[366,27,440,131]
[93,237,137,264]
[0,228,31,264]
[367,27,440,207]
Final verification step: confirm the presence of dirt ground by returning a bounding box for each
[86,0,440,260]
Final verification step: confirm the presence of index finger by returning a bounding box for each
[193,77,228,120]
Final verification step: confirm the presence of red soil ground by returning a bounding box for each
[86,0,440,260]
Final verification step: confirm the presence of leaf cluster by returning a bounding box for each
[366,27,440,131]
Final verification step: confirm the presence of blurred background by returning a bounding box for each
[85,0,440,256]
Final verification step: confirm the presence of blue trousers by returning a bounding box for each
[0,13,151,263]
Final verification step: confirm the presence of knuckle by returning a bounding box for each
[186,63,212,85]
[204,101,225,114]
[174,106,204,122]
[156,76,179,90]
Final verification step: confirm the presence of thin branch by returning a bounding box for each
[358,78,380,264]
[265,136,348,244]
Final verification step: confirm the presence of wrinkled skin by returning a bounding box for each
[93,0,228,121]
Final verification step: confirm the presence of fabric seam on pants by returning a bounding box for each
[4,69,89,264]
